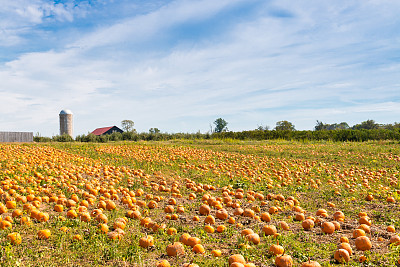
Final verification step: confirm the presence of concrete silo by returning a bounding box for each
[59,109,73,137]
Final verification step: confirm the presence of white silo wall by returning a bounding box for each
[59,110,73,137]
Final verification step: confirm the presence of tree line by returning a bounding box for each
[34,118,400,143]
[314,119,400,131]
[33,118,400,143]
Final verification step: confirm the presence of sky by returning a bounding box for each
[0,0,399,137]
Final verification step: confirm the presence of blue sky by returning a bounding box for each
[1,0,399,137]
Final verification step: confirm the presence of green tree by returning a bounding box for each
[149,128,160,134]
[275,120,295,131]
[384,122,400,130]
[214,118,228,133]
[314,120,326,131]
[352,119,379,130]
[121,120,135,132]
[256,125,270,131]
[336,122,350,129]
[315,121,349,130]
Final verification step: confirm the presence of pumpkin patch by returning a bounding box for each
[0,140,399,266]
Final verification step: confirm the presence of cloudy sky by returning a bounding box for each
[1,0,399,136]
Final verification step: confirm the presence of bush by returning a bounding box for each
[52,134,74,142]
[34,136,52,142]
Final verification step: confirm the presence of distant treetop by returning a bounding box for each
[275,120,295,131]
[214,118,228,133]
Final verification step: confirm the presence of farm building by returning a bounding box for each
[91,126,124,136]
[0,132,33,142]
[59,109,73,137]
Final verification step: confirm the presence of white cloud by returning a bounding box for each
[71,0,247,50]
[0,0,90,47]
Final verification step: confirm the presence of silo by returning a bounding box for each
[59,109,73,137]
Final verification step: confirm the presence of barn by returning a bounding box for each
[91,126,124,136]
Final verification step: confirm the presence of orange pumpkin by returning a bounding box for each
[275,254,293,267]
[334,249,350,263]
[98,223,109,233]
[353,229,366,238]
[211,249,222,257]
[187,236,201,248]
[243,208,255,218]
[338,242,352,255]
[166,242,185,256]
[390,235,400,246]
[66,209,78,219]
[333,211,345,222]
[302,219,314,230]
[387,225,396,233]
[278,221,290,231]
[38,229,51,240]
[105,200,116,210]
[295,213,305,221]
[358,224,370,233]
[262,224,277,236]
[156,260,171,267]
[358,216,372,226]
[156,260,170,267]
[139,235,154,248]
[167,228,177,235]
[179,233,191,245]
[241,228,254,236]
[355,236,372,251]
[6,200,16,209]
[216,208,229,220]
[193,244,205,254]
[73,234,83,241]
[12,209,23,218]
[54,204,64,212]
[7,232,22,245]
[216,225,226,233]
[321,222,335,234]
[228,254,246,266]
[260,212,271,222]
[199,204,211,215]
[269,242,284,256]
[204,225,215,233]
[0,220,12,230]
[246,233,260,245]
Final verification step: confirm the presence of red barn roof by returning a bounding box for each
[91,126,114,136]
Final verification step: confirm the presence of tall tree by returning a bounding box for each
[315,121,349,130]
[149,128,160,134]
[214,118,228,133]
[314,120,326,131]
[256,125,270,131]
[275,120,295,131]
[352,119,379,130]
[121,120,135,132]
[336,122,350,129]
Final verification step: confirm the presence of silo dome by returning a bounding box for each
[60,109,73,115]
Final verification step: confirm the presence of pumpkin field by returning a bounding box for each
[0,140,400,266]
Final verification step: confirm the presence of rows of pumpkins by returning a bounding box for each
[0,144,399,266]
